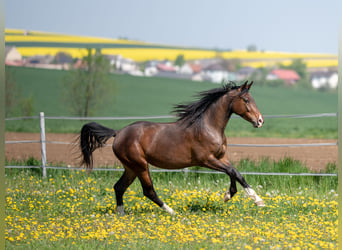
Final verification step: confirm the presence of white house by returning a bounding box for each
[203,63,237,83]
[5,46,23,66]
[311,71,338,89]
[179,63,193,74]
[104,54,139,73]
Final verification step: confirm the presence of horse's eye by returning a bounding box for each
[243,98,249,104]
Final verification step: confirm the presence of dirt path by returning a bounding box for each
[5,132,337,172]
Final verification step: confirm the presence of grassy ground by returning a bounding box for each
[5,158,337,249]
[5,67,338,138]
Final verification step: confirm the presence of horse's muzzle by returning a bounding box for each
[253,115,264,128]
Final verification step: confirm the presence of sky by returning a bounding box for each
[5,0,341,54]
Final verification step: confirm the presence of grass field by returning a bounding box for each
[5,66,338,138]
[5,158,338,249]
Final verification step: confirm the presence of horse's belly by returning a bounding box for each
[145,143,193,169]
[147,157,193,169]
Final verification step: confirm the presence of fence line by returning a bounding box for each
[5,140,338,148]
[4,112,337,121]
[4,165,338,177]
[5,112,338,177]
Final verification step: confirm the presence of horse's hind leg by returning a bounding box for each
[138,170,176,215]
[114,169,136,215]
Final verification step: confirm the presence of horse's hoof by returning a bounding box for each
[117,205,125,216]
[255,200,265,207]
[223,191,231,202]
[162,204,176,216]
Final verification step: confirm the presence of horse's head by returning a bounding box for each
[230,81,264,128]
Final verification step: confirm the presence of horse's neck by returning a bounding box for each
[204,94,233,135]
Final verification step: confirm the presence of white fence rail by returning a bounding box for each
[5,112,338,177]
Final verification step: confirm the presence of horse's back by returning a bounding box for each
[113,121,193,169]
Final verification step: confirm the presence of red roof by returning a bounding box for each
[189,64,202,73]
[270,69,300,80]
[157,63,176,72]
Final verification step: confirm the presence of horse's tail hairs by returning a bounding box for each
[79,122,116,171]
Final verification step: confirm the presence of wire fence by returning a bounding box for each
[5,112,338,177]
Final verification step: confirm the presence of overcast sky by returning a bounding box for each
[5,0,341,54]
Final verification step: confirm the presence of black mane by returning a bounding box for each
[173,82,239,128]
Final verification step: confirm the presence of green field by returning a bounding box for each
[5,66,338,138]
[5,158,337,249]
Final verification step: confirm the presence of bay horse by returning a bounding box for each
[79,81,265,215]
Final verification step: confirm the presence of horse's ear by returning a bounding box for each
[239,81,248,91]
[246,81,254,90]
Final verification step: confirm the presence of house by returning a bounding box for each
[73,59,87,69]
[5,46,23,66]
[104,54,121,69]
[237,67,256,81]
[104,54,140,73]
[179,63,193,74]
[179,63,203,75]
[310,71,338,89]
[203,63,237,83]
[189,63,202,74]
[144,60,159,76]
[266,69,300,85]
[55,52,74,64]
[156,63,177,72]
[27,55,54,65]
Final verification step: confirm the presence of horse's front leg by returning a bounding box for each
[205,155,265,207]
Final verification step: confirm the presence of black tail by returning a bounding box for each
[79,122,116,170]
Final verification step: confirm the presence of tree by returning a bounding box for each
[220,59,242,72]
[279,58,311,88]
[63,48,111,117]
[247,44,257,52]
[174,54,185,67]
[280,58,307,79]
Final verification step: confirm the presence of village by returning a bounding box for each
[5,45,338,90]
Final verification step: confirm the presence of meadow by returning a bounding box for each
[5,158,338,249]
[5,66,338,138]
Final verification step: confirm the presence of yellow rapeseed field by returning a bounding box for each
[5,28,337,67]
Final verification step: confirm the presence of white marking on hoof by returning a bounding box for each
[117,205,125,216]
[162,204,176,215]
[223,191,231,202]
[244,187,265,206]
[256,200,266,207]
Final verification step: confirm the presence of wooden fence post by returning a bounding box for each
[40,112,47,177]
